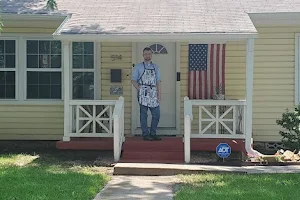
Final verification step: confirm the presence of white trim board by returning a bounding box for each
[295,33,300,105]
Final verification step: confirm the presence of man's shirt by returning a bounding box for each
[132,62,161,83]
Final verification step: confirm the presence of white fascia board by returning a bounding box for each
[249,12,300,26]
[53,32,258,42]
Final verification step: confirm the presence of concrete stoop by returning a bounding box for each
[113,163,300,176]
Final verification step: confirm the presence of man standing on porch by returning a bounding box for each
[131,47,162,141]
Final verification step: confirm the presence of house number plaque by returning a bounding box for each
[110,86,123,95]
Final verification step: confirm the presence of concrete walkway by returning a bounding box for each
[93,176,178,200]
[94,164,300,200]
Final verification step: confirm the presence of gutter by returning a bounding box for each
[53,32,258,42]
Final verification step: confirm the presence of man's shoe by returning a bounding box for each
[143,135,153,141]
[150,134,161,141]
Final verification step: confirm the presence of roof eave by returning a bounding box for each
[53,32,258,42]
[249,12,300,26]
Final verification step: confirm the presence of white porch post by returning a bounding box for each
[245,38,262,156]
[63,41,71,142]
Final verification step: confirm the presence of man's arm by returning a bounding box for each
[131,80,140,91]
[131,64,140,91]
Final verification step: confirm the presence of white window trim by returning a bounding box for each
[70,41,96,100]
[295,33,300,105]
[0,34,64,105]
[0,37,18,101]
[24,38,63,101]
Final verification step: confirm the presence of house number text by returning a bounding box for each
[111,55,122,61]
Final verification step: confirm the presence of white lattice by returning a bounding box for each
[198,105,245,136]
[74,104,113,134]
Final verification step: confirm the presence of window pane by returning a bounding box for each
[39,85,51,98]
[39,55,51,68]
[84,55,94,69]
[51,72,61,85]
[39,72,50,84]
[27,71,38,84]
[27,85,38,99]
[72,72,94,99]
[0,71,16,99]
[84,42,94,54]
[27,72,62,99]
[5,40,15,54]
[0,55,4,68]
[51,41,61,54]
[6,72,15,84]
[72,42,83,54]
[73,55,83,68]
[39,41,50,54]
[27,41,38,54]
[6,84,15,99]
[0,41,4,53]
[27,55,39,68]
[5,55,15,68]
[51,55,61,68]
[51,85,61,99]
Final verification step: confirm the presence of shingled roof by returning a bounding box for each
[1,0,300,35]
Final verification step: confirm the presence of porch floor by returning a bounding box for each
[56,136,246,163]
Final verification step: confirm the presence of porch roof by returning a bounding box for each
[1,0,300,38]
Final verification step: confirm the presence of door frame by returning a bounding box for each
[131,42,181,135]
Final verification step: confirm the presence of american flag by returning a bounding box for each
[188,44,226,99]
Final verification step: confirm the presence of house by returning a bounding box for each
[1,0,300,163]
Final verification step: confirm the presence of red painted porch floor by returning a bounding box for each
[56,137,246,164]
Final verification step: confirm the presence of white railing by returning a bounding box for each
[69,100,117,137]
[183,96,247,163]
[184,96,193,163]
[66,97,125,162]
[189,98,246,139]
[113,97,125,162]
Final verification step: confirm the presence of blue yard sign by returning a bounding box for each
[216,143,231,158]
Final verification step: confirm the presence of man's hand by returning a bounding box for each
[158,93,161,102]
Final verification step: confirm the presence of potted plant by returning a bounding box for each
[213,83,225,100]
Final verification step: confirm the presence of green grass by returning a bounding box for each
[175,173,300,200]
[0,153,111,200]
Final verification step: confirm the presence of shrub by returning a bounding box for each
[276,105,300,151]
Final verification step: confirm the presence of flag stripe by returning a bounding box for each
[188,44,226,100]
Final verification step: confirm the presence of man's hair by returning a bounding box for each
[143,47,152,53]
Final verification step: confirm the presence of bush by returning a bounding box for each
[276,105,300,151]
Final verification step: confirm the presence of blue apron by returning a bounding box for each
[137,62,159,108]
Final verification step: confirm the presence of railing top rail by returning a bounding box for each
[113,97,124,118]
[69,100,118,106]
[190,99,246,106]
[184,97,193,120]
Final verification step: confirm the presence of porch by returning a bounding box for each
[56,38,263,163]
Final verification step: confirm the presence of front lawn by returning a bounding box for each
[175,173,300,200]
[0,153,111,200]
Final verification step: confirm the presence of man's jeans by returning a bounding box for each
[140,104,160,137]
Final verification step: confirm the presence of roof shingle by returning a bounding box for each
[1,0,300,34]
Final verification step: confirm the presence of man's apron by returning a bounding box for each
[137,62,159,108]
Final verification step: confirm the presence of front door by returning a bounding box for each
[134,42,176,134]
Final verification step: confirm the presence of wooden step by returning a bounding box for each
[123,137,183,152]
[120,159,184,164]
[122,151,184,161]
